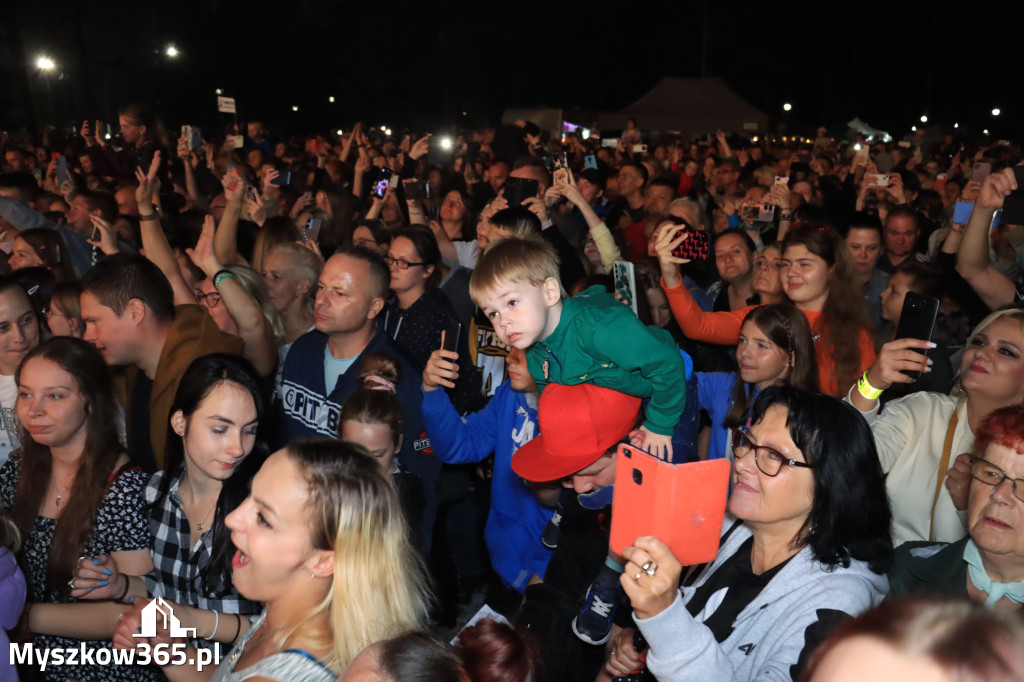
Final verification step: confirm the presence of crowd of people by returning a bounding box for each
[1,105,1024,681]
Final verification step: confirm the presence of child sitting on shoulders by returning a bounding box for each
[469,235,692,646]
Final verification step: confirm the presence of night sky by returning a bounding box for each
[4,0,1023,141]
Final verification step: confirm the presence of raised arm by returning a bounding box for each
[653,222,749,344]
[956,168,1018,309]
[213,169,246,267]
[178,133,209,212]
[553,172,622,271]
[136,153,195,306]
[188,216,278,377]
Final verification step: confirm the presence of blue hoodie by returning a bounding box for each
[422,382,553,592]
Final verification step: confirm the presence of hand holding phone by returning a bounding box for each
[672,224,709,261]
[441,319,461,353]
[894,292,939,381]
[612,260,638,317]
[371,167,394,200]
[609,445,730,565]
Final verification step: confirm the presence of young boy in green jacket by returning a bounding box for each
[470,235,691,645]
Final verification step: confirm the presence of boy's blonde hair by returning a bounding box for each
[469,235,564,304]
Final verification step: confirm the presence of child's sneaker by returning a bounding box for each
[572,564,621,645]
[541,506,563,549]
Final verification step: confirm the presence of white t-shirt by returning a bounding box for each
[0,373,20,467]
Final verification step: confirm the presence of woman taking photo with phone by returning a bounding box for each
[656,222,876,397]
[607,386,893,682]
[848,307,1024,545]
[380,226,480,413]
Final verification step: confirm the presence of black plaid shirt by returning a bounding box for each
[143,468,260,630]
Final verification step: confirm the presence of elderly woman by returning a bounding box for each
[606,386,893,681]
[888,405,1024,609]
[848,308,1024,545]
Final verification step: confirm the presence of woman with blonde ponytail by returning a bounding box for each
[125,438,430,680]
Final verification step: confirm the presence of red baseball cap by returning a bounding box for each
[512,383,641,482]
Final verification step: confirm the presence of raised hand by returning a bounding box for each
[87,215,121,255]
[423,349,460,391]
[185,215,222,277]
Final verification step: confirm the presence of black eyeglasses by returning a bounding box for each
[195,289,223,309]
[970,457,1024,503]
[385,255,426,270]
[731,429,814,477]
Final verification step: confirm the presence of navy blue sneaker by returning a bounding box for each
[578,484,614,510]
[572,564,621,645]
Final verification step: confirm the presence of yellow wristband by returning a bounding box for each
[857,370,884,401]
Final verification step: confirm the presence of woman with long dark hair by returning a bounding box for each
[656,222,876,396]
[72,354,266,640]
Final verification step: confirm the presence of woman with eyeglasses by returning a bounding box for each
[848,308,1024,545]
[136,155,279,379]
[43,280,84,338]
[606,386,893,682]
[380,226,481,414]
[888,405,1024,614]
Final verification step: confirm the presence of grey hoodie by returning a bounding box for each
[637,517,888,681]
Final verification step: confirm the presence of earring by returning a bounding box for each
[311,572,316,579]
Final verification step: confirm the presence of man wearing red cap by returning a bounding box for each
[513,381,641,682]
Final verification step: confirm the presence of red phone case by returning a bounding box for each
[609,444,731,566]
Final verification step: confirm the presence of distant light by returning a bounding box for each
[385,128,392,136]
[104,132,111,140]
[920,115,928,123]
[462,111,467,115]
[291,105,299,112]
[782,103,792,112]
[911,126,917,131]
[854,143,862,150]
[379,125,386,131]
[992,108,1001,116]
[954,122,959,128]
[36,56,55,70]
[165,45,179,58]
[215,88,223,95]
[440,138,453,150]
[336,129,343,136]
[328,96,335,103]
[751,136,758,142]
[782,136,788,142]
[984,129,990,135]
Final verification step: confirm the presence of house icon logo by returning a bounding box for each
[133,597,197,639]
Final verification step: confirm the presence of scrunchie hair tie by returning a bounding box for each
[364,375,396,393]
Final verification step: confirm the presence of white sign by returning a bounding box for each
[217,96,236,114]
[135,597,197,639]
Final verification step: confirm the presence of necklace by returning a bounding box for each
[181,473,217,534]
[54,483,69,507]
